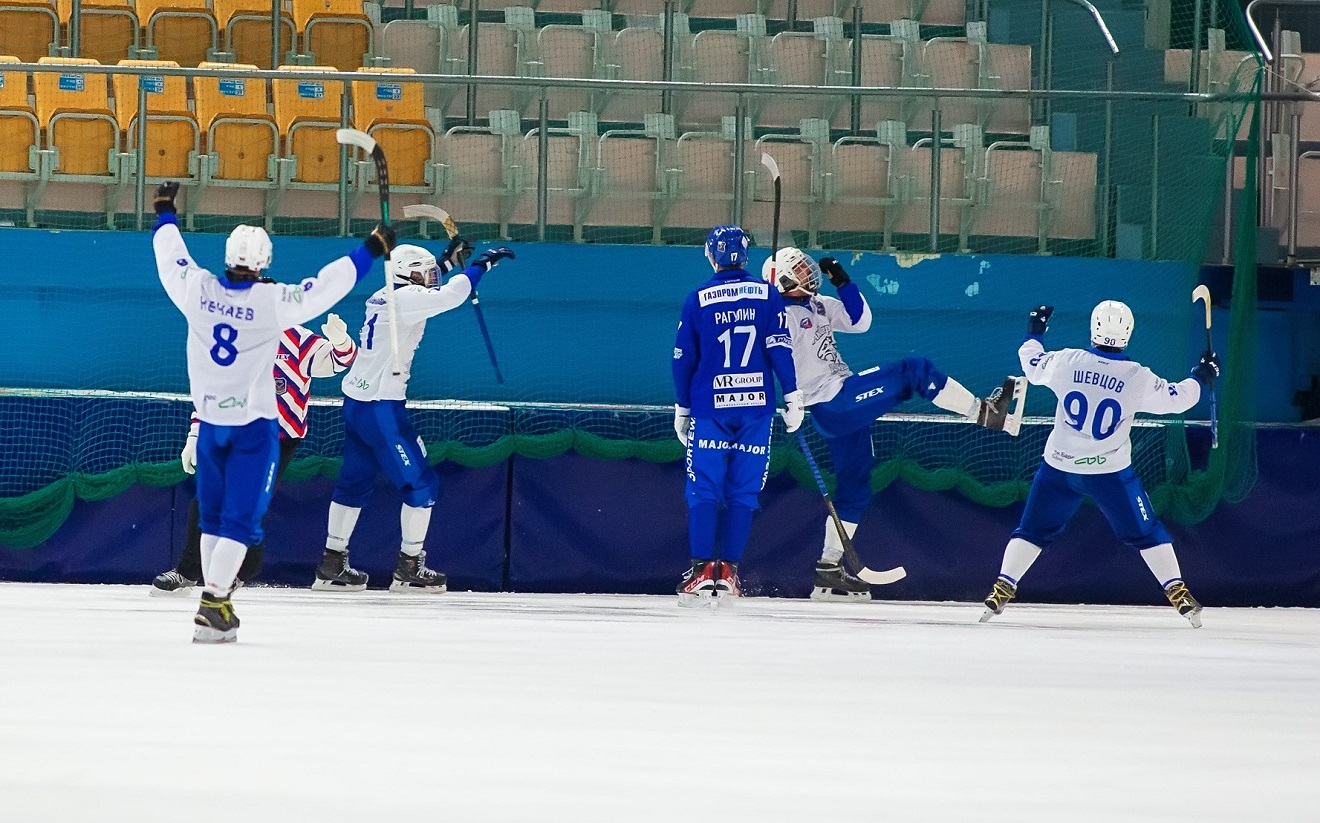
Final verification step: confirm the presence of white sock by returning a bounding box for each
[326,502,362,554]
[400,504,431,557]
[999,538,1042,585]
[931,377,979,419]
[204,537,247,596]
[199,534,219,580]
[1140,543,1183,589]
[820,517,858,565]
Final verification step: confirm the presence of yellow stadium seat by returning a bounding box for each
[352,67,431,188]
[112,59,197,179]
[293,0,373,71]
[34,57,119,176]
[0,56,38,175]
[214,0,295,68]
[138,0,218,66]
[273,65,343,184]
[0,0,60,62]
[195,61,276,181]
[57,0,139,64]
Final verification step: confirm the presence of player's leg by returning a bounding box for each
[190,423,239,643]
[316,400,374,590]
[151,497,203,595]
[237,435,299,584]
[981,463,1084,621]
[207,419,279,592]
[1084,467,1202,627]
[715,414,775,599]
[810,427,874,601]
[678,417,728,605]
[376,401,446,593]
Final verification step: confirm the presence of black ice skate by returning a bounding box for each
[677,560,716,607]
[977,376,1028,436]
[150,569,196,597]
[192,593,239,644]
[312,549,368,592]
[1164,581,1203,628]
[810,561,872,602]
[390,551,448,593]
[979,578,1018,622]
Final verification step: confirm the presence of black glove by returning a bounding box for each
[442,236,473,273]
[154,181,180,215]
[365,223,396,259]
[1027,305,1055,336]
[472,246,515,273]
[818,256,850,288]
[1192,349,1220,388]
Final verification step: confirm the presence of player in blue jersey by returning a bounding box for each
[672,225,802,605]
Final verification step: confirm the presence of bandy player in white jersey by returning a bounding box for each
[152,181,394,642]
[314,240,515,593]
[981,301,1220,627]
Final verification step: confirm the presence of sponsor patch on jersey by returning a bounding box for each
[1074,455,1107,466]
[274,377,287,395]
[673,347,683,360]
[713,390,766,408]
[766,333,792,348]
[712,372,764,390]
[698,282,768,307]
[800,317,813,329]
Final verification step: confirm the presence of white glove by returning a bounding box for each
[674,405,692,445]
[781,390,805,433]
[181,429,198,475]
[321,313,351,349]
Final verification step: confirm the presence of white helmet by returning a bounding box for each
[760,247,821,296]
[388,244,440,288]
[225,224,272,273]
[1091,300,1134,349]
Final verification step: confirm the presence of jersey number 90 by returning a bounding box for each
[210,323,238,366]
[1062,391,1122,440]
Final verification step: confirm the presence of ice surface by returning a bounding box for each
[0,583,1317,822]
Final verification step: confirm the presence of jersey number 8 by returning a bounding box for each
[1062,390,1122,440]
[210,323,238,366]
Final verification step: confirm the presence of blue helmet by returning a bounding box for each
[705,225,749,270]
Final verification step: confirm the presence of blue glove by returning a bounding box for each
[1191,349,1220,388]
[472,246,515,273]
[1027,305,1054,337]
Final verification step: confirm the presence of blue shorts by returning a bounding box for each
[332,397,439,509]
[1013,463,1172,551]
[684,414,773,510]
[810,356,948,439]
[195,418,281,546]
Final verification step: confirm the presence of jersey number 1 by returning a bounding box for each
[717,325,756,369]
[210,323,238,366]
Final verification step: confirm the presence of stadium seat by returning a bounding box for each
[915,0,965,26]
[194,61,277,182]
[447,21,525,117]
[380,11,468,116]
[437,111,524,231]
[680,22,760,127]
[747,129,821,244]
[214,0,296,68]
[512,113,595,236]
[986,44,1031,135]
[57,0,139,65]
[666,131,740,230]
[0,57,38,176]
[138,0,220,66]
[293,0,374,71]
[600,26,665,124]
[112,59,197,179]
[823,126,910,247]
[899,133,975,245]
[531,23,602,121]
[587,128,667,235]
[33,57,120,177]
[836,33,916,131]
[1296,152,1320,250]
[921,29,1031,135]
[759,30,840,128]
[273,65,344,184]
[352,67,433,187]
[0,0,59,63]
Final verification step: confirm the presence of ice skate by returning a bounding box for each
[677,560,716,607]
[1164,581,1203,628]
[810,561,872,602]
[149,569,196,597]
[312,549,368,592]
[977,376,1028,436]
[714,561,741,602]
[192,593,239,644]
[979,578,1018,622]
[390,551,448,593]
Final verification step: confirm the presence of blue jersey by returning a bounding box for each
[672,269,798,418]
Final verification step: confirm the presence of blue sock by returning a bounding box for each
[717,505,754,562]
[688,502,718,560]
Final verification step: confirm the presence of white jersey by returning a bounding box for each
[154,219,363,427]
[1020,338,1201,475]
[341,271,475,401]
[782,292,873,406]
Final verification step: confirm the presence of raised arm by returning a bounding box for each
[151,183,202,312]
[302,316,358,379]
[274,224,395,329]
[1018,305,1062,386]
[818,256,872,332]
[396,246,515,324]
[1140,350,1218,416]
